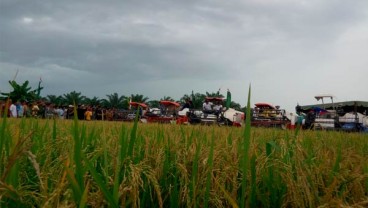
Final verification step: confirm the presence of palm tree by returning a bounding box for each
[46,95,64,106]
[205,91,224,98]
[180,92,205,109]
[63,91,86,106]
[160,96,174,101]
[84,96,101,107]
[179,94,191,103]
[102,93,127,108]
[191,92,206,109]
[230,101,242,110]
[147,100,160,108]
[130,94,149,103]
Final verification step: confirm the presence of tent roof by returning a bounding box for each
[298,101,368,111]
[255,103,276,109]
[205,97,224,102]
[129,102,148,108]
[159,100,180,107]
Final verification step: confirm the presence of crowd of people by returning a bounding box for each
[0,99,179,121]
[0,97,226,121]
[0,99,95,121]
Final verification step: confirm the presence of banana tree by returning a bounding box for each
[0,80,39,102]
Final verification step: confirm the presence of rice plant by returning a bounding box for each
[0,111,367,207]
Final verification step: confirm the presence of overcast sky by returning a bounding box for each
[1,0,367,112]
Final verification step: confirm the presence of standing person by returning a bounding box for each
[181,99,193,110]
[91,106,97,120]
[17,101,24,117]
[95,106,102,120]
[9,99,18,118]
[84,107,93,121]
[77,105,86,120]
[23,101,30,117]
[159,103,166,115]
[38,102,46,118]
[67,105,74,119]
[31,102,40,118]
[9,99,17,118]
[45,103,54,119]
[106,109,113,121]
[62,106,68,119]
[55,106,64,119]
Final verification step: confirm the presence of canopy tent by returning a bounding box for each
[310,107,328,113]
[205,97,224,102]
[129,102,148,109]
[255,103,276,109]
[159,100,180,107]
[297,101,368,114]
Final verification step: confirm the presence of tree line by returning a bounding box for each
[0,80,242,110]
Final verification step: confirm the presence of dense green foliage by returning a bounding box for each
[0,80,42,102]
[1,79,243,109]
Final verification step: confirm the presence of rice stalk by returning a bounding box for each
[84,155,118,208]
[239,84,252,208]
[204,132,215,208]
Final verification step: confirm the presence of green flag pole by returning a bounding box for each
[191,90,195,108]
[37,77,42,98]
[226,89,231,110]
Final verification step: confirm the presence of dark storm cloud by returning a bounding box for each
[1,0,235,80]
[1,0,368,110]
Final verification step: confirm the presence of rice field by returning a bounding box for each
[0,116,367,207]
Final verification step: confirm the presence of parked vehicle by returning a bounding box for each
[179,97,244,126]
[250,103,291,129]
[124,102,148,121]
[142,100,180,123]
[296,95,368,132]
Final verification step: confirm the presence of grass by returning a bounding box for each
[0,116,367,207]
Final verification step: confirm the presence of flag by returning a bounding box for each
[191,90,196,109]
[226,90,231,110]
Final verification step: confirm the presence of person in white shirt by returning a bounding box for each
[9,99,17,118]
[202,100,213,114]
[55,106,64,119]
[213,101,223,116]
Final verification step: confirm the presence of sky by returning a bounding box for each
[1,0,368,112]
